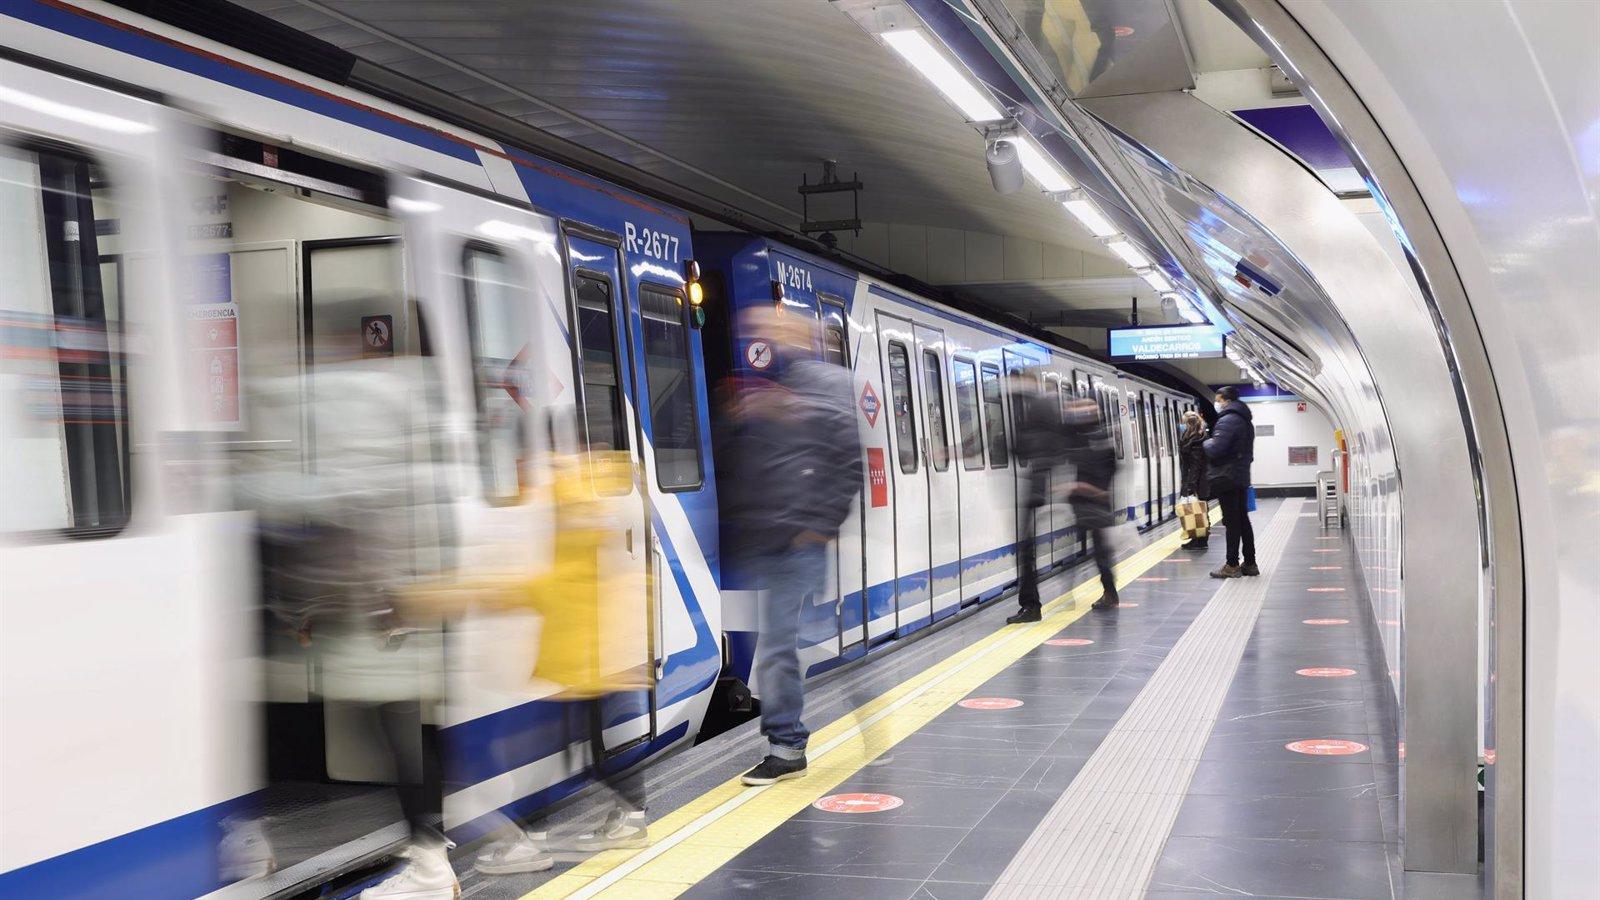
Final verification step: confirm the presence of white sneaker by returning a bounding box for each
[361,843,460,900]
[473,830,552,875]
[218,816,276,882]
[561,809,648,853]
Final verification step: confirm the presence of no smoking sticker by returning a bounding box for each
[1286,739,1368,756]
[745,339,773,370]
[813,793,903,814]
[959,697,1023,710]
[1296,667,1357,678]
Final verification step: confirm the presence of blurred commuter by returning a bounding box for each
[720,307,862,786]
[1062,398,1119,610]
[1205,385,1259,578]
[468,449,651,874]
[235,304,458,900]
[1007,374,1068,624]
[1177,411,1210,551]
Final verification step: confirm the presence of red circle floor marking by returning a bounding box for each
[1136,576,1169,582]
[1046,637,1094,646]
[1382,619,1400,627]
[1312,549,1340,553]
[1307,587,1345,593]
[959,697,1024,710]
[1286,739,1368,756]
[1309,565,1341,570]
[1303,618,1350,625]
[1120,602,1140,608]
[1296,666,1358,678]
[813,793,903,814]
[1163,558,1191,563]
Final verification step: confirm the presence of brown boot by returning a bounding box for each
[1210,564,1242,579]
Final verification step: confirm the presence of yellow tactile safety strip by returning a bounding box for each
[525,513,1216,900]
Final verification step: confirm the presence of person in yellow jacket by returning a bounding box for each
[465,450,654,876]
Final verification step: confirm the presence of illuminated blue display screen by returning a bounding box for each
[1107,325,1227,361]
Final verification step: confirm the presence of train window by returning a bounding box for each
[887,341,917,474]
[0,144,129,535]
[574,271,630,467]
[922,350,950,471]
[640,283,702,491]
[980,363,1009,468]
[954,358,984,469]
[820,297,848,368]
[463,244,530,504]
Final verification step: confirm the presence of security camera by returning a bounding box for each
[987,138,1023,195]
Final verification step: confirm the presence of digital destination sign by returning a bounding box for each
[1107,325,1227,361]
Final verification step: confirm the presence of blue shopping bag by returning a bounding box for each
[1246,485,1257,511]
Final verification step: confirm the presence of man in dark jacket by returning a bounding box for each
[724,308,863,787]
[1007,374,1068,624]
[1063,398,1119,609]
[1203,386,1258,577]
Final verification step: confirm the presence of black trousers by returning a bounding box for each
[376,701,445,846]
[1018,500,1043,610]
[1087,525,1116,599]
[1217,486,1257,567]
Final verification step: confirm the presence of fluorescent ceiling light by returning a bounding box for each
[1012,136,1073,193]
[1063,197,1117,238]
[1138,268,1172,292]
[1106,239,1150,269]
[881,29,1004,122]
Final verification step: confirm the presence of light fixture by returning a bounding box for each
[1062,194,1117,238]
[1012,136,1073,193]
[985,139,1023,194]
[1105,238,1150,269]
[880,29,1004,122]
[1138,268,1172,292]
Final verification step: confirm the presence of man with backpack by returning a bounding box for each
[721,308,863,786]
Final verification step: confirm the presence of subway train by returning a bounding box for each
[0,3,1194,897]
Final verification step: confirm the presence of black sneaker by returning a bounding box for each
[1239,563,1260,577]
[1092,592,1119,610]
[1006,608,1042,624]
[741,755,807,786]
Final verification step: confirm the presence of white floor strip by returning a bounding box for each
[985,499,1305,899]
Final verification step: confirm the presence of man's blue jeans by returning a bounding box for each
[753,540,827,760]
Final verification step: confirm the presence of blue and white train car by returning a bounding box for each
[0,2,719,897]
[696,235,1194,689]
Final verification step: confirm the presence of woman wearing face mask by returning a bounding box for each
[1178,411,1210,551]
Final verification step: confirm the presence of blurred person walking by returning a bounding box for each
[237,308,458,900]
[1007,373,1068,624]
[720,309,862,787]
[1062,398,1120,610]
[1177,411,1210,551]
[1205,385,1259,578]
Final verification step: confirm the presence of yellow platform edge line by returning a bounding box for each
[525,516,1208,900]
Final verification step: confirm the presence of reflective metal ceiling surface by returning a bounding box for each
[234,0,1109,258]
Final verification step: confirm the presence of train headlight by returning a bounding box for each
[688,280,704,306]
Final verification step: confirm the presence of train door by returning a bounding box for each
[1136,391,1154,527]
[915,324,960,619]
[820,297,867,652]
[876,312,931,632]
[1151,392,1167,522]
[951,357,986,605]
[563,228,655,753]
[1001,351,1049,591]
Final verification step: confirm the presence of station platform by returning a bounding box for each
[371,498,1416,899]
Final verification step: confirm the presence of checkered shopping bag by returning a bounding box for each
[1177,495,1209,539]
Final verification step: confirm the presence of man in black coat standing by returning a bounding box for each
[1203,385,1259,578]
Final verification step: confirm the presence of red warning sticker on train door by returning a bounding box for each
[867,448,888,508]
[859,381,881,427]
